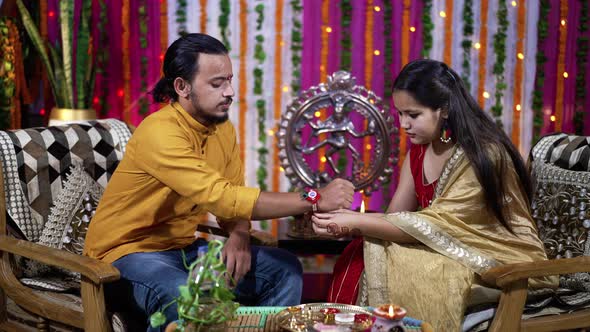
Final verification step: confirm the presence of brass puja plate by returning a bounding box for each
[275,303,373,331]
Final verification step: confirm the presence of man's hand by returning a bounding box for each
[221,221,252,286]
[317,178,355,212]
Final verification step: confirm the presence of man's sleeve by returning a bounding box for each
[216,124,254,229]
[131,119,260,220]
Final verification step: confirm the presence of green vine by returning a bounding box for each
[461,0,474,91]
[532,0,551,143]
[219,0,231,51]
[290,0,303,95]
[96,0,110,117]
[340,0,352,71]
[490,0,508,127]
[138,1,149,116]
[421,0,433,58]
[149,241,239,330]
[0,18,15,129]
[575,0,589,135]
[336,0,353,174]
[381,0,393,210]
[176,0,187,37]
[254,2,268,230]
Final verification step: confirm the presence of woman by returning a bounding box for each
[312,59,556,331]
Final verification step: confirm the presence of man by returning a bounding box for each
[84,33,355,330]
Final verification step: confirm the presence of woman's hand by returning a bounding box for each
[311,209,363,238]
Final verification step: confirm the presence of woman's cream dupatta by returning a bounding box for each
[363,146,555,331]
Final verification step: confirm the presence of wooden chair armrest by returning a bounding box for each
[196,224,278,247]
[482,256,590,288]
[0,235,119,284]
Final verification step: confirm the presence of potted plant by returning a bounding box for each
[150,240,240,332]
[16,0,96,124]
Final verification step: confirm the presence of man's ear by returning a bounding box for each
[173,78,190,99]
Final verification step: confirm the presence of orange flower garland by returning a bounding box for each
[511,0,526,150]
[477,0,489,108]
[238,0,248,166]
[554,0,568,132]
[364,0,374,205]
[200,0,208,33]
[272,0,284,236]
[122,1,131,123]
[160,0,168,67]
[444,0,454,66]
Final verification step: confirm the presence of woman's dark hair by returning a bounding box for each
[152,33,228,103]
[393,59,531,232]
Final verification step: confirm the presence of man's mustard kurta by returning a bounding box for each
[84,103,260,263]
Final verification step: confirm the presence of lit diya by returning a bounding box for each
[371,305,407,332]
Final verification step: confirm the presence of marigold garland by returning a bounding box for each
[574,0,589,135]
[511,0,526,148]
[491,0,508,126]
[272,0,284,236]
[160,0,168,63]
[444,0,454,66]
[200,0,208,33]
[122,0,131,123]
[461,0,473,90]
[554,0,568,132]
[532,1,551,143]
[477,0,489,108]
[363,0,373,205]
[238,0,247,166]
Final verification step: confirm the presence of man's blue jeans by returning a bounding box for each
[106,239,303,332]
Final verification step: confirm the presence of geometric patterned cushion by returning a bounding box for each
[0,119,130,242]
[531,133,590,171]
[20,162,104,289]
[531,160,590,295]
[39,162,103,256]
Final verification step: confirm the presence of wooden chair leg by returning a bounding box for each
[81,276,112,332]
[0,286,6,324]
[488,279,528,332]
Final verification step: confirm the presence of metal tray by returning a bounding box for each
[275,302,373,331]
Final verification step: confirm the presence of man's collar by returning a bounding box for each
[171,102,218,135]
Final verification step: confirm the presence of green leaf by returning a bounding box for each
[60,0,75,107]
[179,285,191,301]
[76,0,92,108]
[150,312,167,328]
[16,0,58,103]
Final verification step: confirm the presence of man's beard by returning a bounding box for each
[190,92,230,125]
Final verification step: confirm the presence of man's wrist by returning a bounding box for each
[301,188,321,212]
